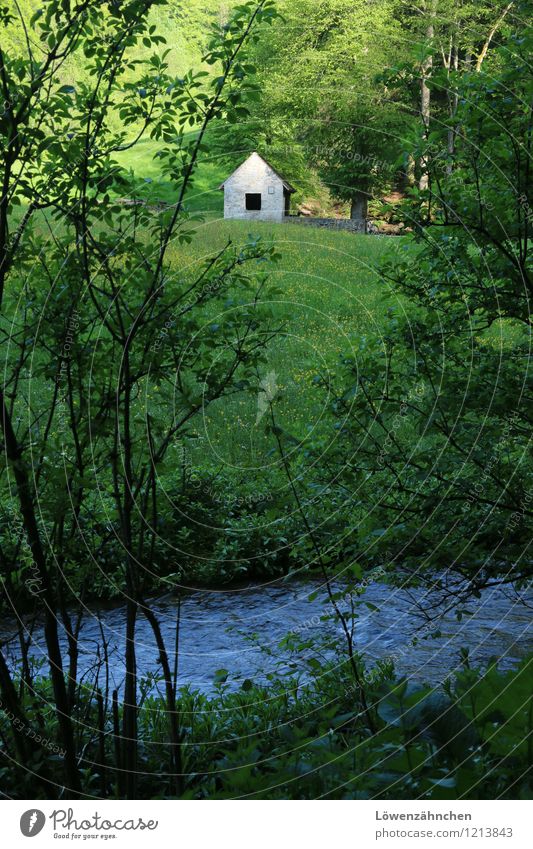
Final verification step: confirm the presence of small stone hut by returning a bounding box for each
[219,151,296,222]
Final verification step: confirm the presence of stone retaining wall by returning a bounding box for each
[283,216,366,233]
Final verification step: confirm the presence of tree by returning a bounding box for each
[0,0,279,797]
[308,100,401,230]
[399,0,520,188]
[209,0,409,223]
[418,1,436,190]
[326,15,532,598]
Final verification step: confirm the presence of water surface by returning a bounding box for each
[1,580,531,695]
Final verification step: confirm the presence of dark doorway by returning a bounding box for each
[245,193,262,211]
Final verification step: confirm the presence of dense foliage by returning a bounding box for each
[208,0,525,220]
[319,21,533,592]
[0,0,282,796]
[2,653,531,799]
[0,0,530,801]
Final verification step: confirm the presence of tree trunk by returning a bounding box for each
[140,600,183,796]
[447,43,459,173]
[476,2,514,72]
[0,649,30,764]
[350,192,368,233]
[419,2,435,191]
[0,392,81,794]
[122,597,138,799]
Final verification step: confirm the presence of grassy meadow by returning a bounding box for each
[113,137,231,212]
[8,138,406,512]
[113,137,405,471]
[170,220,402,469]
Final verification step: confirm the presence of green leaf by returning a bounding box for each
[213,668,229,684]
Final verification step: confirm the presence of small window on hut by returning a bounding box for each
[245,193,262,211]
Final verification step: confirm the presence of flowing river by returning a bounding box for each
[1,580,532,695]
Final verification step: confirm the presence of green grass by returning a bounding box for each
[167,220,404,472]
[9,128,407,485]
[113,137,229,213]
[114,134,402,472]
